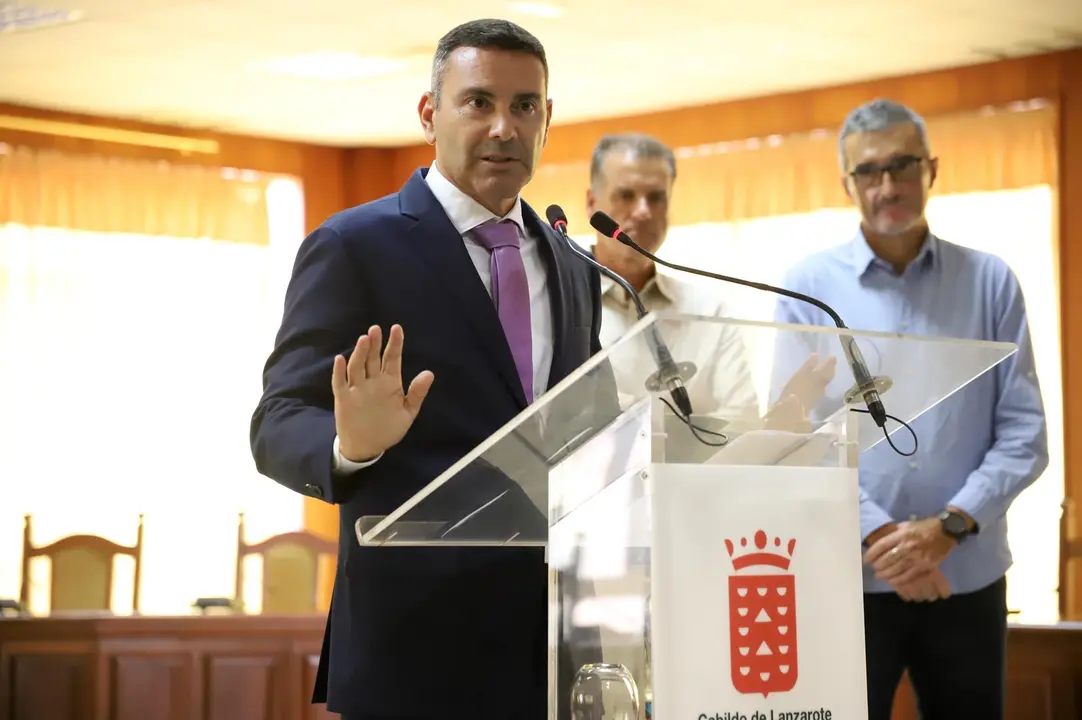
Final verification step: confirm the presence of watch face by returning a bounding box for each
[942,512,967,536]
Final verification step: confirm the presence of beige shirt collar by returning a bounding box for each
[597,265,679,309]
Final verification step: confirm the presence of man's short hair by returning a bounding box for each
[838,98,930,169]
[430,19,548,107]
[589,133,677,189]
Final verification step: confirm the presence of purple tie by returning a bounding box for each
[472,219,534,401]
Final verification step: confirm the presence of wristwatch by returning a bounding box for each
[938,510,976,541]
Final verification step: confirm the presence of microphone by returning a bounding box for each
[588,211,896,438]
[546,205,695,419]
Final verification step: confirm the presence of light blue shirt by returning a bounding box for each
[772,230,1048,595]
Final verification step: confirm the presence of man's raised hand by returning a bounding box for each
[331,324,434,462]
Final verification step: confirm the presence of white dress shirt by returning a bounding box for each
[598,270,759,418]
[333,163,554,473]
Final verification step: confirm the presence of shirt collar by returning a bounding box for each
[424,162,526,235]
[849,226,938,277]
[593,248,678,306]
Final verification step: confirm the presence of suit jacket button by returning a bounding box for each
[305,484,324,498]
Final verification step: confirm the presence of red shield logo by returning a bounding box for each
[725,529,797,697]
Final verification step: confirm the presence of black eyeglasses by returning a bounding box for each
[848,155,929,188]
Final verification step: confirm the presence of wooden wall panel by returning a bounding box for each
[361,51,1072,196]
[0,103,345,235]
[1056,49,1082,621]
[111,654,191,720]
[537,52,1065,162]
[204,654,280,720]
[342,147,400,204]
[0,616,334,720]
[0,617,1077,719]
[2,650,92,720]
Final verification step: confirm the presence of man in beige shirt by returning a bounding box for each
[585,133,759,418]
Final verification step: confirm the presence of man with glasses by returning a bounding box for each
[772,98,1047,719]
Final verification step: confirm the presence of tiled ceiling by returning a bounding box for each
[1,0,1080,147]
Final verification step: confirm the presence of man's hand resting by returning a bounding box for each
[776,353,837,415]
[762,354,838,433]
[893,567,951,602]
[864,522,953,602]
[332,324,434,462]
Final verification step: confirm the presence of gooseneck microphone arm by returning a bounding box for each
[559,224,648,319]
[545,205,695,419]
[586,211,897,440]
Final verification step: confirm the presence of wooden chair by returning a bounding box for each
[235,512,336,614]
[21,513,144,613]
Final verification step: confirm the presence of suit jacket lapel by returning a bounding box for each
[521,202,572,389]
[399,170,529,409]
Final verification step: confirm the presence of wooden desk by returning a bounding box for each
[892,622,1082,719]
[5,615,1080,719]
[0,614,336,720]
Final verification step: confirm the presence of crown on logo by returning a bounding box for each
[724,529,796,572]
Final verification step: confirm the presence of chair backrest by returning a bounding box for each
[21,514,144,613]
[235,512,335,614]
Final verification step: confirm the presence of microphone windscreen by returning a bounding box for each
[589,211,620,237]
[545,204,567,227]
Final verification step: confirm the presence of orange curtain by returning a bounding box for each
[523,103,1057,226]
[0,146,271,245]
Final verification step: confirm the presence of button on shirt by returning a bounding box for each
[599,270,759,418]
[772,231,1048,595]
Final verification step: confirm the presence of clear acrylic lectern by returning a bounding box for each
[355,312,1017,720]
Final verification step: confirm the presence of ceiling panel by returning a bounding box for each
[0,0,1079,146]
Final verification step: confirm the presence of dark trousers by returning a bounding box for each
[863,575,1008,720]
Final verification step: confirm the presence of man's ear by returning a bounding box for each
[585,187,596,215]
[927,157,939,190]
[418,92,437,145]
[841,175,854,201]
[542,98,553,147]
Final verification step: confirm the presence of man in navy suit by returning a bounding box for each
[251,18,609,720]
